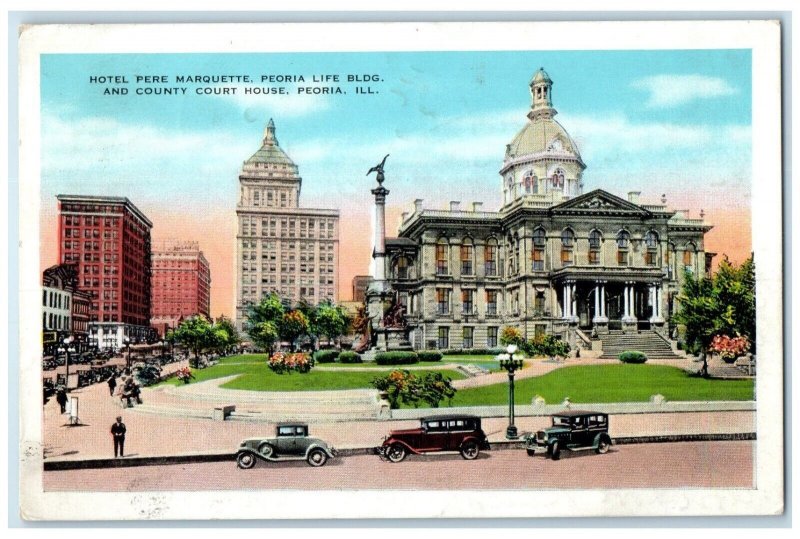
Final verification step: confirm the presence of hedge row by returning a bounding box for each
[618,351,648,364]
[416,351,443,362]
[338,351,363,363]
[375,351,419,365]
[313,350,339,363]
[441,348,506,356]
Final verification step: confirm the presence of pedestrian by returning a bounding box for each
[107,375,117,396]
[111,416,126,458]
[55,386,68,414]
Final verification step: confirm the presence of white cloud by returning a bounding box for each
[631,74,738,108]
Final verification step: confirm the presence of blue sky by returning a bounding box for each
[41,49,752,217]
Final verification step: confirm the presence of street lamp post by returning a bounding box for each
[124,337,131,370]
[499,344,524,440]
[62,336,74,391]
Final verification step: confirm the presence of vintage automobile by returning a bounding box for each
[376,414,490,463]
[236,423,337,469]
[525,410,612,460]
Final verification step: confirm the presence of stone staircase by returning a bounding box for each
[598,330,681,360]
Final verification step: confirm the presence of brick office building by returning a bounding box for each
[150,240,211,338]
[56,195,155,350]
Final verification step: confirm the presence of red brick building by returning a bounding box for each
[57,195,154,349]
[150,240,211,337]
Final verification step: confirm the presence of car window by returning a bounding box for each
[278,426,294,436]
[425,420,446,432]
[448,420,466,430]
[573,417,584,427]
[553,417,570,426]
[295,426,306,436]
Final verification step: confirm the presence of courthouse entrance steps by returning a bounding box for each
[598,330,682,360]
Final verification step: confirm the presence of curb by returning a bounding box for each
[43,432,756,471]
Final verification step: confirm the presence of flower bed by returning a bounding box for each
[268,352,314,374]
[709,334,750,363]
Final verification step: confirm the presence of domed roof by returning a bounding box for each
[505,115,583,160]
[531,67,552,84]
[244,119,297,168]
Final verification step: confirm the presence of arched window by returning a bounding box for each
[484,238,498,277]
[588,230,602,265]
[460,238,474,276]
[532,228,546,271]
[550,168,566,190]
[644,231,659,266]
[616,231,630,266]
[561,229,574,266]
[435,238,449,275]
[523,171,537,194]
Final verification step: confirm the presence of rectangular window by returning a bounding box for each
[435,243,448,275]
[588,249,600,265]
[460,244,473,275]
[437,327,449,350]
[617,250,628,266]
[461,289,474,314]
[645,250,657,266]
[487,326,498,348]
[462,327,474,349]
[484,244,497,276]
[533,248,545,270]
[436,289,450,315]
[535,292,546,314]
[486,290,498,315]
[561,248,573,266]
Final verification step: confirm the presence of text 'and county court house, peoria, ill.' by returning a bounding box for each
[383,68,713,351]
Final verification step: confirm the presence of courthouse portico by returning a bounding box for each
[382,69,712,350]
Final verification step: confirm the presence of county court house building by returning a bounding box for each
[384,69,712,351]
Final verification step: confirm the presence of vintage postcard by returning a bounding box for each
[17,21,783,519]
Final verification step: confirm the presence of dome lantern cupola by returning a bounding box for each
[263,118,278,146]
[528,67,556,120]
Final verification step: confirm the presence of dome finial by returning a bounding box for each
[263,118,278,146]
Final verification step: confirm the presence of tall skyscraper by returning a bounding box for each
[150,240,211,337]
[235,119,339,327]
[56,195,154,349]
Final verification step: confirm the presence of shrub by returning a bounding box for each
[500,326,524,346]
[268,352,314,373]
[708,334,750,363]
[338,351,363,363]
[174,367,194,384]
[522,334,570,359]
[618,351,648,364]
[313,350,339,363]
[417,351,443,362]
[372,369,456,409]
[375,351,419,365]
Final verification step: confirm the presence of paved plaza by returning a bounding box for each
[43,354,755,464]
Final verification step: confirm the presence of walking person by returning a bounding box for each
[107,375,117,396]
[111,416,126,458]
[55,386,68,414]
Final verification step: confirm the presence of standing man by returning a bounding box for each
[107,375,117,397]
[55,386,68,414]
[111,416,126,458]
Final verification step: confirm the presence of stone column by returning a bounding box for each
[570,283,578,323]
[562,285,569,319]
[593,280,608,325]
[622,282,638,332]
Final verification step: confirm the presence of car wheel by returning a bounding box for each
[236,452,256,469]
[460,441,480,460]
[550,441,561,460]
[596,436,611,454]
[257,442,274,458]
[306,448,328,467]
[386,443,407,463]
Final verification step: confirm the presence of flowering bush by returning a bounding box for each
[372,369,456,409]
[268,352,314,374]
[175,367,194,384]
[709,334,750,363]
[500,326,524,347]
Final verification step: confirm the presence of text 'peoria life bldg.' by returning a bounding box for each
[383,69,712,351]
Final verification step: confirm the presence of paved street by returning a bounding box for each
[43,440,754,491]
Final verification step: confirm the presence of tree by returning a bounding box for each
[244,294,285,353]
[313,302,350,347]
[280,310,309,351]
[213,316,241,354]
[673,255,756,377]
[172,316,218,368]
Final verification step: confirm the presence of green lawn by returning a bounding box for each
[447,364,754,407]
[157,354,465,391]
